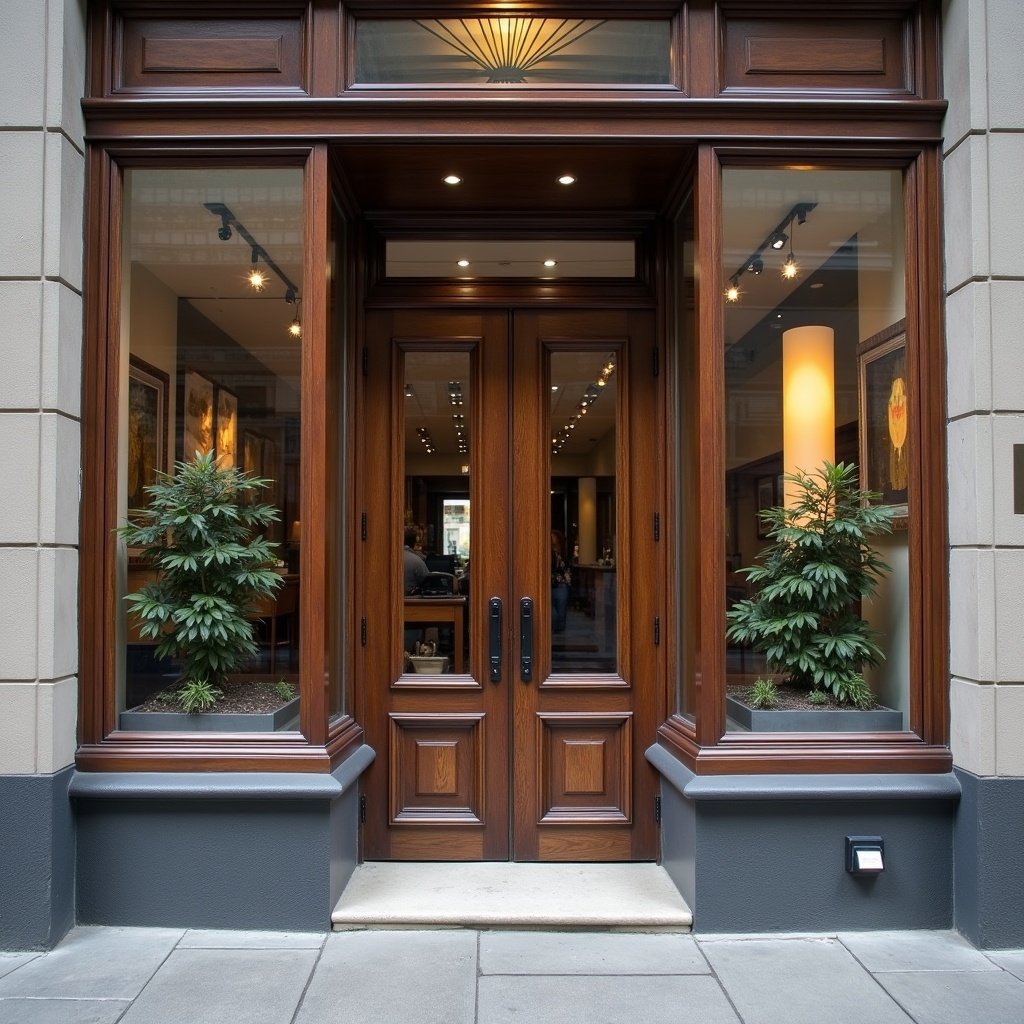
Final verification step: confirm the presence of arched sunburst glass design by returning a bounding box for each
[354,18,672,86]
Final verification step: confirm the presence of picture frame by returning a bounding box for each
[756,475,776,538]
[126,356,168,514]
[182,368,214,461]
[215,385,238,471]
[857,320,909,521]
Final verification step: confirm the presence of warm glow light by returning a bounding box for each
[783,326,835,508]
[457,259,470,268]
[288,318,302,338]
[725,282,741,302]
[248,268,266,291]
[444,174,463,185]
[782,254,799,280]
[558,174,577,185]
[543,258,557,267]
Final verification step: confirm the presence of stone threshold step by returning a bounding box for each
[331,862,693,932]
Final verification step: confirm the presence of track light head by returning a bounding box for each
[747,256,764,275]
[769,231,788,250]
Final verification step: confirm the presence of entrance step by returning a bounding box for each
[331,862,693,931]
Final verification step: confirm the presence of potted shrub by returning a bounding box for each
[725,461,902,731]
[118,450,294,729]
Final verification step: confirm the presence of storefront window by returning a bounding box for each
[721,167,909,733]
[116,168,304,733]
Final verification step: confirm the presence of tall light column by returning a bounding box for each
[782,325,835,507]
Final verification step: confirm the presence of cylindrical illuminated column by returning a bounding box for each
[782,325,835,507]
[578,476,597,563]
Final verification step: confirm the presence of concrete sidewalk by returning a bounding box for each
[1,927,1023,1024]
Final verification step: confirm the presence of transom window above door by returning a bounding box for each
[353,17,673,86]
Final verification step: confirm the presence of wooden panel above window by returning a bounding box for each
[720,16,912,96]
[118,16,307,93]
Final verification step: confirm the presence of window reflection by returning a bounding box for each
[550,350,618,673]
[402,351,471,675]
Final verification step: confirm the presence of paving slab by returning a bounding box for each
[987,950,1024,982]
[698,936,913,1024]
[0,927,183,1000]
[0,998,130,1024]
[0,953,38,981]
[179,929,326,949]
[876,969,1024,1024]
[480,931,710,975]
[295,930,477,1024]
[118,947,317,1024]
[477,975,739,1024]
[838,929,1001,972]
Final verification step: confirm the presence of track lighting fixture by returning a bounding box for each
[205,202,302,337]
[724,201,816,303]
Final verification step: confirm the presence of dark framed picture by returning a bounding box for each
[126,356,168,513]
[182,368,214,460]
[858,320,909,520]
[756,475,776,538]
[215,386,238,470]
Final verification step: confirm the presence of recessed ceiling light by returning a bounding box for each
[443,174,463,186]
[557,174,576,186]
[543,259,557,268]
[551,385,559,391]
[456,259,470,268]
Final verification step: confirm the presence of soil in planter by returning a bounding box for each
[129,678,296,714]
[726,681,890,712]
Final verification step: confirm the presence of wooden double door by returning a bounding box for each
[359,307,660,861]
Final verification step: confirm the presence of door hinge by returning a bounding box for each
[361,511,367,541]
[652,345,660,377]
[655,794,662,825]
[362,346,369,376]
[359,794,367,824]
[653,511,660,542]
[360,616,367,646]
[654,616,661,646]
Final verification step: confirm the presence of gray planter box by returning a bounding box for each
[118,698,299,733]
[726,695,904,732]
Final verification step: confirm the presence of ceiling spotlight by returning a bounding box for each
[725,277,741,303]
[444,174,463,185]
[543,259,557,268]
[457,259,470,268]
[746,256,764,275]
[247,248,266,291]
[557,174,576,185]
[769,231,788,250]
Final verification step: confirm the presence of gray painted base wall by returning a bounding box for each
[0,768,75,950]
[649,746,960,934]
[954,768,1024,949]
[71,746,373,932]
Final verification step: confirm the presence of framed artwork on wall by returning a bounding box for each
[857,319,908,520]
[126,355,168,514]
[182,368,214,460]
[215,386,238,470]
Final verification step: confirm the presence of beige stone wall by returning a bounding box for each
[0,1,85,775]
[944,0,1024,777]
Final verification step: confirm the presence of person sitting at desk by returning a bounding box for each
[404,525,429,595]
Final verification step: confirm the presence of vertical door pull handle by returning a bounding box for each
[488,597,502,683]
[520,596,534,683]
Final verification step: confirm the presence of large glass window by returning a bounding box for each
[720,167,909,734]
[116,167,304,733]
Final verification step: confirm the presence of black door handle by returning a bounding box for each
[488,596,502,683]
[520,596,534,683]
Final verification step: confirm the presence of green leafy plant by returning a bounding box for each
[726,461,894,706]
[273,680,297,702]
[118,450,283,711]
[748,678,780,709]
[806,689,829,706]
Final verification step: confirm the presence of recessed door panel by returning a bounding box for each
[358,307,658,862]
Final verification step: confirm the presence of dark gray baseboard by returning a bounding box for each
[725,695,904,732]
[648,744,960,935]
[0,768,75,951]
[71,745,374,932]
[954,767,1024,949]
